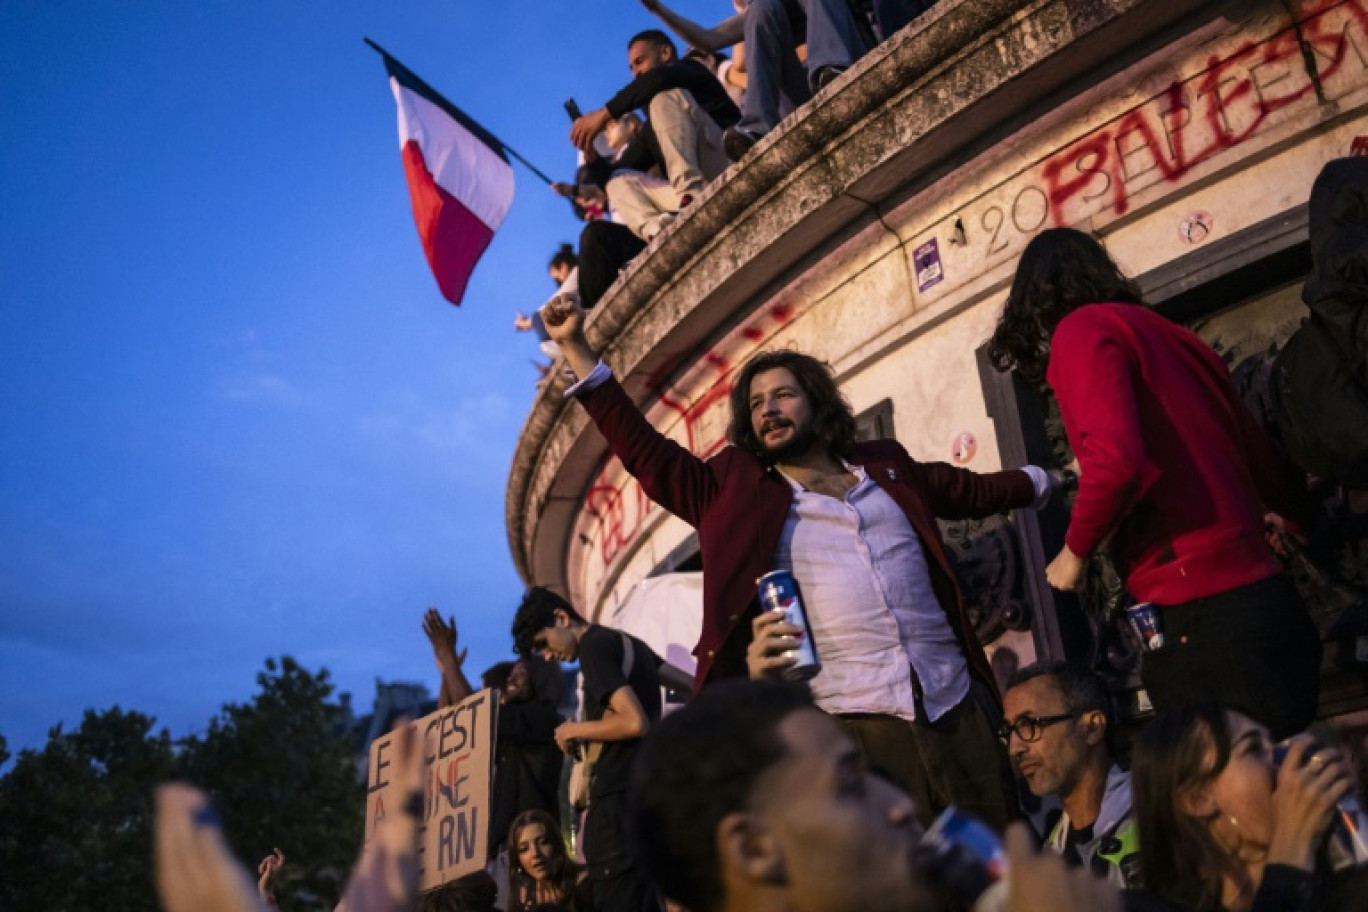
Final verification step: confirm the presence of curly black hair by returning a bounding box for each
[987,228,1144,384]
[725,350,856,462]
[510,587,583,656]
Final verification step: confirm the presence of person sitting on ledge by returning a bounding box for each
[572,29,738,241]
[636,0,871,161]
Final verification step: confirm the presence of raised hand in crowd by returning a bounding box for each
[540,293,598,380]
[257,848,285,907]
[513,311,534,333]
[745,609,803,679]
[422,607,472,707]
[1266,735,1356,872]
[154,784,268,912]
[1003,822,1121,912]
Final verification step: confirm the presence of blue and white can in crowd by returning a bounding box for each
[757,569,821,682]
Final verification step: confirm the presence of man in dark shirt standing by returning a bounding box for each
[512,588,679,912]
[571,29,739,240]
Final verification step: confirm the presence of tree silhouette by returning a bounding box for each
[0,656,364,912]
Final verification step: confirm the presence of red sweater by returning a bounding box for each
[1047,303,1288,605]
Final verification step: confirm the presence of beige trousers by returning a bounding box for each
[607,88,729,240]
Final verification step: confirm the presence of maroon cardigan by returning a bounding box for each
[577,375,1037,694]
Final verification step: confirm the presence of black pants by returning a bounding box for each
[578,220,646,310]
[836,678,1018,831]
[582,790,658,912]
[1141,574,1322,740]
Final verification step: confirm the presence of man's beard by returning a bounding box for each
[758,421,819,464]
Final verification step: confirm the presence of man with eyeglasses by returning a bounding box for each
[1000,661,1140,888]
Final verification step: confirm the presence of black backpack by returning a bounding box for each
[1271,316,1368,487]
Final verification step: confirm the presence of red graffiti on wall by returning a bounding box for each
[583,479,654,571]
[1042,0,1367,225]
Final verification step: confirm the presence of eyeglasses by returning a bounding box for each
[997,713,1079,744]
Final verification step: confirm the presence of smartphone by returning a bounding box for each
[564,98,582,121]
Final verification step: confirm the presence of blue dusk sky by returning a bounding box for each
[0,0,720,757]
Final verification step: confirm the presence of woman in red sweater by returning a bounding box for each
[987,228,1320,739]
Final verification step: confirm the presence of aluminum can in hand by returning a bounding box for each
[919,805,1008,905]
[757,569,821,681]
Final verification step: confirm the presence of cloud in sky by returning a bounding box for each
[218,372,309,407]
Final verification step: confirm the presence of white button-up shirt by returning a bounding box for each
[774,465,970,722]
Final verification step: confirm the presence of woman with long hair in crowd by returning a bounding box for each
[986,228,1320,740]
[1127,703,1364,911]
[506,809,584,912]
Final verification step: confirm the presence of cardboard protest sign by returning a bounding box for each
[365,689,498,890]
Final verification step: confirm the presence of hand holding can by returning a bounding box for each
[747,609,802,680]
[756,570,821,682]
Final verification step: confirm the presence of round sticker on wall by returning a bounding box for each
[952,431,977,464]
[1178,211,1213,245]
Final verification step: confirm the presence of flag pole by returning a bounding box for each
[365,38,556,187]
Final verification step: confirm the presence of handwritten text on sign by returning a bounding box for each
[365,690,495,891]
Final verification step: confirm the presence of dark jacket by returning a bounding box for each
[1272,157,1368,485]
[604,59,739,173]
[577,375,1035,691]
[488,699,563,853]
[1303,157,1368,357]
[604,58,739,129]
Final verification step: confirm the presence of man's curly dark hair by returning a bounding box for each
[987,228,1145,384]
[725,350,857,462]
[510,587,583,656]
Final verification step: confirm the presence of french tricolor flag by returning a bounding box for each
[372,42,514,306]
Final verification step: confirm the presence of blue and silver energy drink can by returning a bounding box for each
[920,805,1008,904]
[1125,602,1165,650]
[757,569,821,682]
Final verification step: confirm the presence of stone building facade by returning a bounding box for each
[507,0,1368,718]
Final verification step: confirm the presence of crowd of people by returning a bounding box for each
[150,30,1368,912]
[518,1,945,366]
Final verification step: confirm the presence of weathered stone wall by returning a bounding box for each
[506,0,1368,621]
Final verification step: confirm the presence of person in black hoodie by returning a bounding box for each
[1272,157,1368,489]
